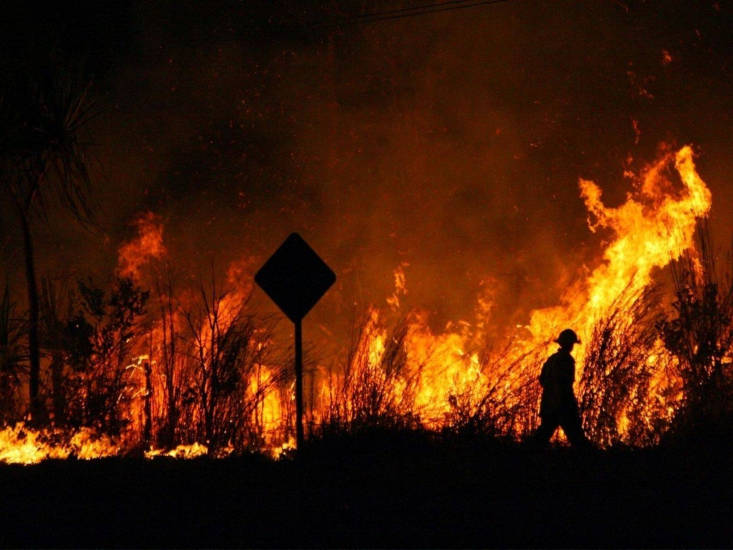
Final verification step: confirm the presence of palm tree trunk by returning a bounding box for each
[19,210,42,422]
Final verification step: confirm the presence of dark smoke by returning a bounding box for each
[2,1,732,349]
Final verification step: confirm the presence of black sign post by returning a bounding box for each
[255,233,336,451]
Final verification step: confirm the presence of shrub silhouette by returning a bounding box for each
[579,286,663,447]
[659,224,733,439]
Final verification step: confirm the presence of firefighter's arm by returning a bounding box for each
[569,358,576,383]
[561,359,575,386]
[539,359,550,387]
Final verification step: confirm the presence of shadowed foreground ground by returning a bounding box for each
[0,429,731,548]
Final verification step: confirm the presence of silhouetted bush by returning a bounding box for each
[192,289,275,452]
[659,225,733,439]
[580,286,663,447]
[444,346,537,440]
[319,313,419,431]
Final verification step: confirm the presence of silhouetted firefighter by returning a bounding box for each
[534,328,590,447]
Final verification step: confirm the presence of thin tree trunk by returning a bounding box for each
[143,360,152,448]
[51,352,64,425]
[163,289,177,447]
[19,210,42,422]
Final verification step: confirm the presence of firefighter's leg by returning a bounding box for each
[561,410,589,447]
[534,414,559,445]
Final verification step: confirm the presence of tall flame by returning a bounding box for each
[521,145,710,358]
[342,145,712,441]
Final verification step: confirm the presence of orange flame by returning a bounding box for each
[117,211,167,280]
[0,424,120,465]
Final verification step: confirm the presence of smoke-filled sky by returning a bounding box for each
[2,0,733,337]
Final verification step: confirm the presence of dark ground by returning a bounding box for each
[0,429,731,548]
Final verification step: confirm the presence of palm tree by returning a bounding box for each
[0,63,95,421]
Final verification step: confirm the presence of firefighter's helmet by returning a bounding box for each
[555,328,580,346]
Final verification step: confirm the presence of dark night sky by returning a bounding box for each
[2,0,733,337]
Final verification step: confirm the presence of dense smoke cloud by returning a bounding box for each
[3,1,732,344]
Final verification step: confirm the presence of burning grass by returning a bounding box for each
[1,145,731,462]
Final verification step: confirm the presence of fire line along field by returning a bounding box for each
[2,1,733,548]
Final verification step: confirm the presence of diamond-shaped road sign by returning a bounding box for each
[255,233,335,451]
[255,233,336,322]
